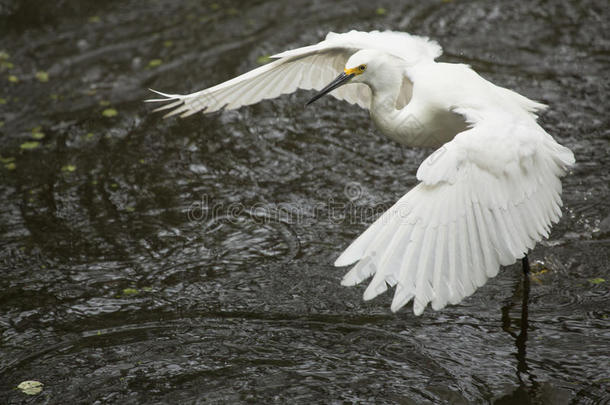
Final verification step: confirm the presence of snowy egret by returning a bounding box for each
[147,30,574,315]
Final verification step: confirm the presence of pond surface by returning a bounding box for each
[1,0,608,403]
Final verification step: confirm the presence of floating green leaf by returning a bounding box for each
[1,61,14,69]
[0,120,4,128]
[35,71,49,82]
[0,98,6,104]
[99,100,110,106]
[123,288,139,295]
[8,75,18,83]
[32,132,45,140]
[20,141,40,150]
[85,132,94,140]
[589,277,605,285]
[4,162,16,170]
[61,164,76,172]
[256,55,272,65]
[163,40,173,48]
[376,7,387,15]
[148,59,163,68]
[102,108,118,117]
[0,156,14,163]
[0,51,9,60]
[88,15,100,23]
[17,380,43,395]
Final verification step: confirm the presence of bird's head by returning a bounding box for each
[306,49,380,105]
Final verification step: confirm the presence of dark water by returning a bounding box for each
[1,0,609,403]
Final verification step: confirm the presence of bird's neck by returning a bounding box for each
[369,67,403,103]
[367,61,407,118]
[371,92,400,114]
[367,64,437,146]
[369,78,404,138]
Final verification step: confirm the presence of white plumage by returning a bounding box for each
[147,30,439,115]
[148,30,574,315]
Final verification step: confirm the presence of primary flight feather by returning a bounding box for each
[147,30,574,315]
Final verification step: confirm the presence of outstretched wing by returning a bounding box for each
[335,108,574,315]
[146,30,442,117]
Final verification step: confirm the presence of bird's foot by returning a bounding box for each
[527,260,551,285]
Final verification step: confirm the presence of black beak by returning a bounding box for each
[306,72,355,106]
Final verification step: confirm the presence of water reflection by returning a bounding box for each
[498,275,537,404]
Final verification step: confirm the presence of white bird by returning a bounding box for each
[147,30,575,315]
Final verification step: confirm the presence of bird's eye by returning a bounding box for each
[359,65,366,71]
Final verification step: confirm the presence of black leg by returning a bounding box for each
[516,273,530,379]
[522,254,530,275]
[498,263,537,401]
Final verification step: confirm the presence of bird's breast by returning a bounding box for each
[371,106,467,148]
